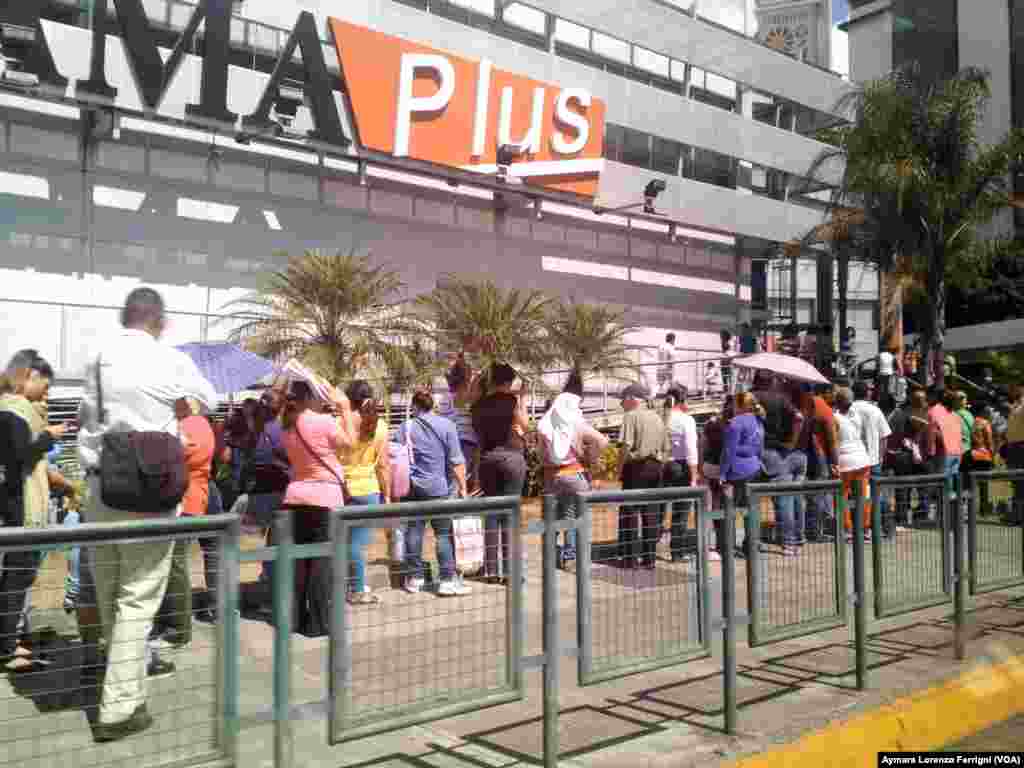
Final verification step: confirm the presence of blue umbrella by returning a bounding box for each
[176,342,278,395]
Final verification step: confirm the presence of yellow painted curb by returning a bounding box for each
[726,647,1024,768]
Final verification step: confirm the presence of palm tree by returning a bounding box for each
[799,65,1024,386]
[546,300,635,381]
[415,275,557,383]
[225,249,411,383]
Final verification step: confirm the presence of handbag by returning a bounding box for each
[94,355,188,515]
[388,426,412,500]
[293,417,351,506]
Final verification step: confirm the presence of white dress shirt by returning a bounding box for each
[77,329,217,471]
[667,409,699,467]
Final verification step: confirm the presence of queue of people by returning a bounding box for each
[2,284,1022,747]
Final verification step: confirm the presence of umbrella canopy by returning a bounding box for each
[731,353,831,385]
[176,342,278,395]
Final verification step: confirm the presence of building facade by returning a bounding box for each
[0,0,848,386]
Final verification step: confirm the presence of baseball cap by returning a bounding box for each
[620,383,649,401]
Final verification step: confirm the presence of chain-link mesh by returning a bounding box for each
[0,533,222,768]
[746,481,847,646]
[872,477,950,617]
[577,488,708,686]
[331,503,522,742]
[970,471,1024,595]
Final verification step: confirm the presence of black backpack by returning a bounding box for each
[95,356,188,514]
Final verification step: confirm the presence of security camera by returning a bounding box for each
[644,178,667,214]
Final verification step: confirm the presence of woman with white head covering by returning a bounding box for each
[538,370,608,570]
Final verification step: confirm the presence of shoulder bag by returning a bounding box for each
[95,355,188,514]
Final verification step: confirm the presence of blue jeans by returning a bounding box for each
[63,509,82,608]
[347,494,378,593]
[944,456,961,500]
[870,464,892,534]
[403,494,456,582]
[762,448,808,546]
[805,450,835,539]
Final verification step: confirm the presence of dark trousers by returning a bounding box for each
[619,459,664,564]
[962,454,994,515]
[479,450,526,578]
[272,506,331,636]
[0,549,41,654]
[154,538,192,645]
[661,460,693,558]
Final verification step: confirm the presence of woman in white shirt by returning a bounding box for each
[538,371,608,570]
[662,384,700,561]
[833,386,872,541]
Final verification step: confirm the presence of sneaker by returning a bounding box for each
[146,658,175,679]
[94,704,153,743]
[437,579,472,597]
[403,577,425,594]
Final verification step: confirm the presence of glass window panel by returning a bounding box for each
[688,67,705,90]
[591,31,631,63]
[652,137,682,176]
[603,123,624,162]
[597,231,628,255]
[217,160,265,192]
[691,86,736,112]
[706,72,737,100]
[565,226,596,251]
[503,3,547,34]
[449,0,495,17]
[693,148,735,188]
[686,243,711,268]
[670,60,688,82]
[250,23,279,52]
[633,47,669,77]
[554,18,590,49]
[620,128,650,168]
[533,220,564,244]
[631,237,656,263]
[369,188,413,218]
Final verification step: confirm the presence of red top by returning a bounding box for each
[181,415,215,516]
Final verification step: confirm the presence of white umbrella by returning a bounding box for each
[731,353,830,385]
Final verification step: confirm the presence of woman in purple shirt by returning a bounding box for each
[721,392,765,559]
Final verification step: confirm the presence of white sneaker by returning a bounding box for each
[403,577,425,594]
[437,579,472,597]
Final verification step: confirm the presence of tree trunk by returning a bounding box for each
[924,245,947,389]
[837,248,850,369]
[879,265,904,360]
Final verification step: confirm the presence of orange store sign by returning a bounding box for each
[329,19,606,197]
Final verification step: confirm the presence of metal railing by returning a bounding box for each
[0,513,239,768]
[968,470,1024,595]
[10,470,1024,768]
[871,474,951,618]
[329,496,524,742]
[574,487,710,685]
[745,480,848,646]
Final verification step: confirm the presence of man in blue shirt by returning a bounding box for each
[395,388,468,596]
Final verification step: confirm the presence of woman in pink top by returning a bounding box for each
[280,380,354,636]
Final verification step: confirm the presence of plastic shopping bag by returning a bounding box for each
[453,516,485,576]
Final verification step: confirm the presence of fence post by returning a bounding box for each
[217,516,241,762]
[272,510,294,768]
[953,485,968,661]
[542,495,560,768]
[851,481,867,691]
[721,494,737,734]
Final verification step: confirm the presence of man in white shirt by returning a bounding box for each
[662,385,700,560]
[77,288,216,742]
[657,333,676,394]
[849,380,894,537]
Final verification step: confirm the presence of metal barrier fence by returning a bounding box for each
[968,470,1024,595]
[329,496,524,743]
[10,471,1024,768]
[745,480,848,646]
[575,487,710,685]
[871,474,951,618]
[0,513,239,768]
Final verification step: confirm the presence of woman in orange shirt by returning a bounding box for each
[151,398,216,669]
